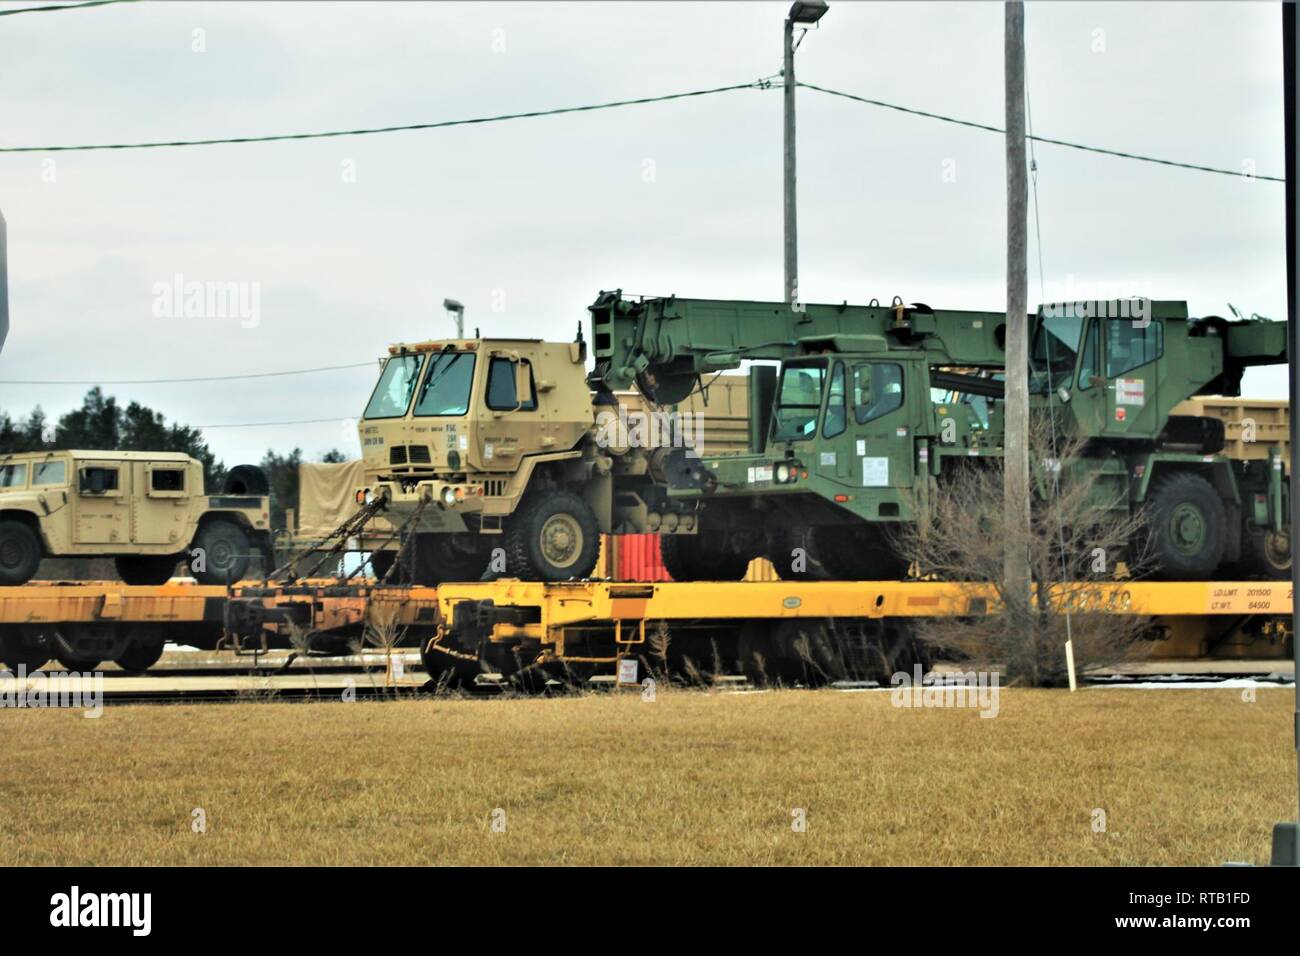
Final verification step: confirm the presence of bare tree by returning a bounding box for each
[895,416,1154,686]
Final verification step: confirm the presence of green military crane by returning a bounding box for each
[588,291,1288,581]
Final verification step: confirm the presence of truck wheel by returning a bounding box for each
[1,625,51,672]
[411,534,490,586]
[54,650,101,672]
[369,550,397,582]
[191,519,251,585]
[660,532,750,582]
[505,492,600,581]
[810,525,908,580]
[114,635,167,674]
[1144,472,1226,580]
[0,520,41,586]
[114,554,181,586]
[1244,527,1291,580]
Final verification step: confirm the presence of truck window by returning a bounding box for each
[1077,319,1100,389]
[0,464,27,488]
[151,468,185,492]
[823,362,847,438]
[80,467,119,494]
[854,363,904,424]
[771,361,826,441]
[486,357,537,411]
[363,353,425,419]
[1105,319,1163,377]
[33,461,66,485]
[414,351,475,417]
[1030,311,1086,393]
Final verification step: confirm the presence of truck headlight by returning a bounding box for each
[441,486,457,507]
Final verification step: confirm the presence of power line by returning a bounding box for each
[196,416,353,429]
[0,361,376,386]
[0,0,135,16]
[0,81,767,153]
[799,81,1284,183]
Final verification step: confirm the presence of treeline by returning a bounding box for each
[0,388,346,531]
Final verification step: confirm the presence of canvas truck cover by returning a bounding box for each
[297,460,368,537]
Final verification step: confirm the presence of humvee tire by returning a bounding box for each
[115,554,181,586]
[1145,472,1227,580]
[192,518,252,585]
[0,519,41,586]
[505,491,599,581]
[660,531,750,582]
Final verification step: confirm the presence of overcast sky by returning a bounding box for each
[0,0,1287,465]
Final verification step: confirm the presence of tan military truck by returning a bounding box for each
[0,450,273,586]
[355,334,700,583]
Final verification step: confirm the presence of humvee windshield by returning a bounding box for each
[0,463,26,488]
[414,351,475,417]
[771,360,827,442]
[365,354,425,419]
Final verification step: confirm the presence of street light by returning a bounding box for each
[443,297,465,338]
[784,1,828,311]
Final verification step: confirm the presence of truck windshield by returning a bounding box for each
[771,361,827,442]
[364,354,425,419]
[414,351,476,417]
[1030,312,1086,393]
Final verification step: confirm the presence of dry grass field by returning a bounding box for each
[0,686,1293,866]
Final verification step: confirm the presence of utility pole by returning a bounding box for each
[1002,2,1033,638]
[783,1,828,309]
[1275,0,1299,868]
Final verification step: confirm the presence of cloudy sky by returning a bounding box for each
[0,0,1287,465]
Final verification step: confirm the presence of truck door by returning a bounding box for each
[73,460,127,545]
[134,461,190,546]
[478,352,537,471]
[847,361,913,500]
[1101,317,1163,438]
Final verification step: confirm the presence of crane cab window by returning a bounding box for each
[823,362,847,438]
[853,363,904,424]
[771,361,826,442]
[1105,319,1163,377]
[486,357,538,411]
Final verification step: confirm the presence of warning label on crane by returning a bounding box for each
[1116,378,1145,405]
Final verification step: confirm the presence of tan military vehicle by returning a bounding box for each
[0,450,272,586]
[355,334,699,583]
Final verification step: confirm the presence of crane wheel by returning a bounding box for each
[1143,472,1226,580]
[660,532,750,582]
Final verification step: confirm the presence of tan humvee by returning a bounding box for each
[355,336,699,583]
[0,449,272,586]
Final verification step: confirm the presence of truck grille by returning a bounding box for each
[390,445,432,465]
[408,445,431,464]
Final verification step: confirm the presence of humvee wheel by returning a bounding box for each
[114,554,181,586]
[114,634,167,674]
[505,492,599,581]
[660,532,750,582]
[0,520,41,587]
[192,519,252,585]
[1145,472,1226,580]
[1244,527,1291,580]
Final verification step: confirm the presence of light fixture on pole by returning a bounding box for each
[784,1,828,311]
[443,298,465,338]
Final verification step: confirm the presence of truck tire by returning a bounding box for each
[1,625,50,672]
[810,525,909,581]
[505,491,600,581]
[1144,472,1226,580]
[1243,527,1291,580]
[114,554,181,586]
[369,550,397,582]
[191,519,252,585]
[411,534,490,586]
[660,532,750,582]
[0,520,41,587]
